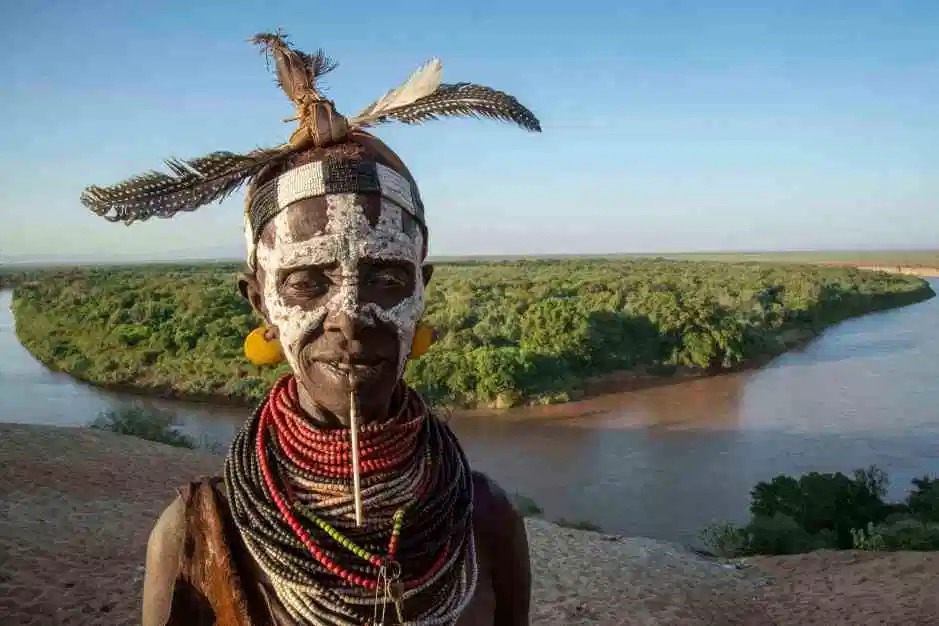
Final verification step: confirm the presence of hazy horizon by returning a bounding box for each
[4,246,938,268]
[4,1,938,260]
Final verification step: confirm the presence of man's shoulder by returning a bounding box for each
[471,470,509,501]
[470,471,522,533]
[468,473,532,624]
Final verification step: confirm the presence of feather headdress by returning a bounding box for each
[80,31,541,226]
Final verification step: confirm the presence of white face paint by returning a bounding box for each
[254,193,425,379]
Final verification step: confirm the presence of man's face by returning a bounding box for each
[253,191,426,421]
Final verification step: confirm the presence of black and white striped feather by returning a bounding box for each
[80,147,291,224]
[350,82,541,133]
[81,35,541,226]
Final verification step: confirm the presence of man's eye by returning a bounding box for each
[370,269,408,288]
[283,271,327,295]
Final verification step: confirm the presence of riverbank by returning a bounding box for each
[0,321,865,417]
[830,264,939,278]
[2,422,937,625]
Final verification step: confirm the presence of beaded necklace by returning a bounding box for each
[224,375,476,625]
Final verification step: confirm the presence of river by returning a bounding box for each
[2,284,939,546]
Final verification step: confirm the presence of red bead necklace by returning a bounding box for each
[254,375,448,591]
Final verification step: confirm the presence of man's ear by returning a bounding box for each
[237,272,268,323]
[421,263,434,289]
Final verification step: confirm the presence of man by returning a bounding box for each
[81,32,541,625]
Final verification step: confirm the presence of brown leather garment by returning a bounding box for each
[142,472,529,626]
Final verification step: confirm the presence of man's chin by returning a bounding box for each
[294,360,397,424]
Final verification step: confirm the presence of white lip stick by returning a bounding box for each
[348,375,364,527]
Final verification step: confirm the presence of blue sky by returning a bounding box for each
[2,0,937,261]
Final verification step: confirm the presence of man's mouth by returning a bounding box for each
[315,360,384,379]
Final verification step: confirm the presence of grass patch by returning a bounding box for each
[512,493,544,517]
[556,518,604,532]
[90,405,195,449]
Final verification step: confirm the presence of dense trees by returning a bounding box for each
[10,259,934,408]
[702,467,939,556]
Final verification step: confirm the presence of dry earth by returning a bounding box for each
[1,423,938,625]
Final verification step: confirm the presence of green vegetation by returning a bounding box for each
[0,265,75,290]
[0,261,219,290]
[10,259,934,408]
[511,494,545,518]
[90,405,196,449]
[555,518,604,532]
[89,404,226,452]
[701,467,939,556]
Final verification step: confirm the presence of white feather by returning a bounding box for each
[349,58,443,126]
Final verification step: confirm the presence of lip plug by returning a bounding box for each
[348,372,364,527]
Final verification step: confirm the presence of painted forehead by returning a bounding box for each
[260,195,422,244]
[257,194,424,266]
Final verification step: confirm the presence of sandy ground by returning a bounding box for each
[2,423,939,625]
[831,264,939,278]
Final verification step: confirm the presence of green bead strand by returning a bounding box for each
[294,502,381,566]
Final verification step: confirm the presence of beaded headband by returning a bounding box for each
[79,31,541,262]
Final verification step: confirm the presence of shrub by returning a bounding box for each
[749,466,889,548]
[851,522,888,551]
[555,518,603,532]
[907,476,939,522]
[715,467,939,556]
[874,518,939,551]
[700,522,750,558]
[744,513,823,555]
[90,405,195,449]
[511,494,543,518]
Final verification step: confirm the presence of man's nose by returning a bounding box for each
[323,309,367,341]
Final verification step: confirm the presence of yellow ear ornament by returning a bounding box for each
[409,322,435,359]
[244,323,434,366]
[244,326,285,366]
